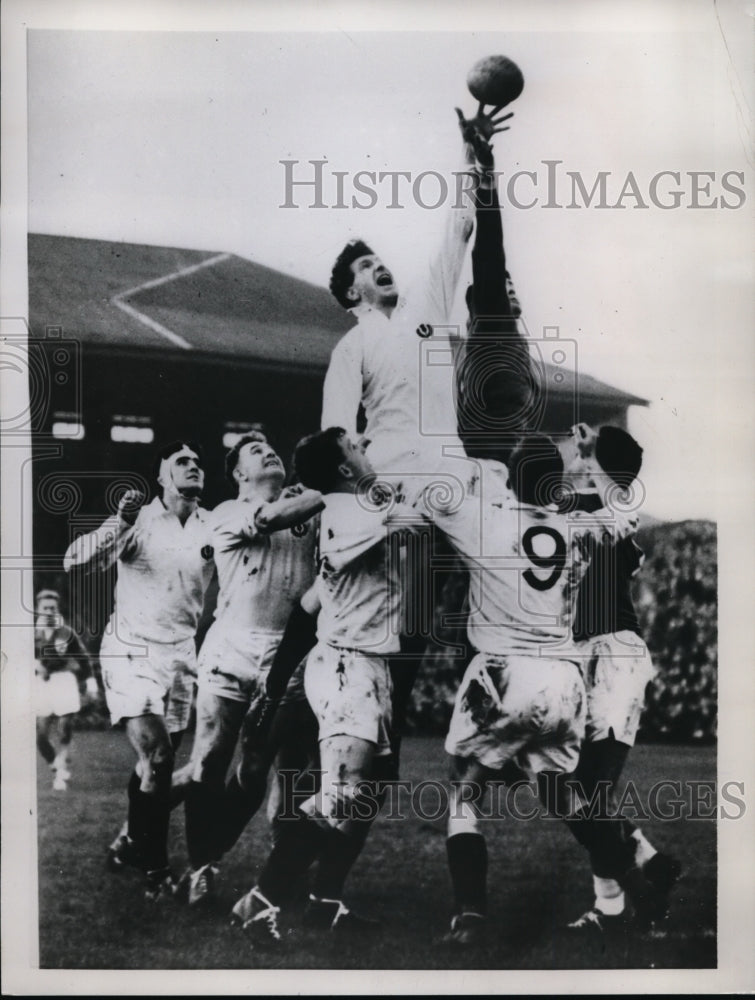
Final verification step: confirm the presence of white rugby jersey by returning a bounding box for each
[322,160,476,476]
[64,497,214,644]
[315,493,405,655]
[210,496,318,634]
[433,486,639,661]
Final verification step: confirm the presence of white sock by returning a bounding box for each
[593,876,625,916]
[631,829,657,867]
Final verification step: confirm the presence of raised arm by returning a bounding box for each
[424,139,476,325]
[424,107,515,325]
[254,487,324,534]
[63,489,143,573]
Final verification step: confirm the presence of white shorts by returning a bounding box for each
[198,626,282,704]
[304,643,393,756]
[99,630,197,733]
[579,631,655,747]
[36,670,80,717]
[445,653,586,775]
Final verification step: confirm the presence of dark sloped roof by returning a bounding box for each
[28,233,648,405]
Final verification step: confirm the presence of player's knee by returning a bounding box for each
[448,793,481,837]
[141,740,174,791]
[191,744,228,786]
[236,753,268,794]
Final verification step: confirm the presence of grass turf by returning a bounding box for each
[37,733,716,970]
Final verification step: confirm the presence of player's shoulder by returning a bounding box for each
[330,324,363,356]
[207,498,249,528]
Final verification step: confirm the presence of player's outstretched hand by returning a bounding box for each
[455,105,513,167]
[117,488,145,527]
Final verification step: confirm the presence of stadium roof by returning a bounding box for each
[28,233,648,406]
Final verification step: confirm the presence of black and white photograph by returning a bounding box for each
[1,0,753,994]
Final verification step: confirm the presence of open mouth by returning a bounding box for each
[376,270,394,288]
[264,457,282,469]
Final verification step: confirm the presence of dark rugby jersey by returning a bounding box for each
[570,491,643,642]
[34,623,91,679]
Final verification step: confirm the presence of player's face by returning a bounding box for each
[167,449,205,498]
[560,423,598,480]
[348,255,399,309]
[36,598,61,626]
[236,439,285,487]
[338,434,376,485]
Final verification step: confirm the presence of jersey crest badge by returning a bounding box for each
[416,323,434,338]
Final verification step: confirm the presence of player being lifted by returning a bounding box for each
[560,424,681,933]
[34,588,98,791]
[182,431,323,906]
[231,429,415,941]
[428,432,661,946]
[321,105,514,764]
[64,442,215,900]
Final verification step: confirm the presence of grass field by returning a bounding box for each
[37,733,716,971]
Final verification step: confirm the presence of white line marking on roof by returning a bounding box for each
[111,252,232,350]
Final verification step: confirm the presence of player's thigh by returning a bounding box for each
[320,733,376,786]
[305,645,393,757]
[191,688,246,782]
[271,699,319,767]
[444,654,529,771]
[583,634,654,747]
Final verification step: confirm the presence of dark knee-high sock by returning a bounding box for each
[446,833,488,916]
[311,783,387,900]
[258,813,324,904]
[214,772,269,858]
[185,780,226,869]
[128,771,171,871]
[311,826,367,900]
[37,733,56,765]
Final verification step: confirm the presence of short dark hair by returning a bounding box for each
[294,427,347,494]
[329,240,374,310]
[508,433,564,506]
[224,430,269,483]
[152,440,203,479]
[36,589,61,607]
[595,426,643,488]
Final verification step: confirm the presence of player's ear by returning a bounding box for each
[346,284,360,304]
[338,461,353,480]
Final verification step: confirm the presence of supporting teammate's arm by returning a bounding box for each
[264,585,321,700]
[63,489,143,573]
[254,489,324,534]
